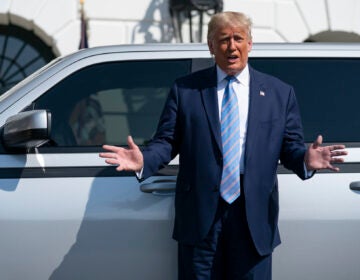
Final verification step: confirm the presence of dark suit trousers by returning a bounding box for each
[178,182,272,280]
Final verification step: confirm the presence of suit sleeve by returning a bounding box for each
[279,87,309,180]
[140,83,180,180]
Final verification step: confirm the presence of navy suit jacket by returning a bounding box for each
[141,65,308,256]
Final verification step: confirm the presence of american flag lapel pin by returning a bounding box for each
[260,90,265,96]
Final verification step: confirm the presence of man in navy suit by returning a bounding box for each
[100,11,347,280]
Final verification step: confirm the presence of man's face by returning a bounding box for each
[208,26,252,76]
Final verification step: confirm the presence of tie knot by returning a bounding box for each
[225,75,236,82]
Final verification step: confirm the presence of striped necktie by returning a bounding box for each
[220,76,241,204]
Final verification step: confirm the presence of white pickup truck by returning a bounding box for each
[0,43,359,280]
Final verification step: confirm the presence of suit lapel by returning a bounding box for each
[200,67,222,152]
[199,66,268,157]
[244,66,266,165]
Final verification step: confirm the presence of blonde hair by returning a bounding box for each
[207,11,253,41]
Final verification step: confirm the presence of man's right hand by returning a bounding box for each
[99,135,144,172]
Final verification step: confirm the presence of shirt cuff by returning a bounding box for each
[304,162,315,178]
[135,167,144,180]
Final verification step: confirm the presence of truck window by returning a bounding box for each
[250,58,360,143]
[33,60,191,147]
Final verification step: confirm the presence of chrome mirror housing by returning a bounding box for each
[2,110,51,149]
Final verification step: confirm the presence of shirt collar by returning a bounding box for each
[216,64,250,86]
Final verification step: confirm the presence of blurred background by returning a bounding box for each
[1,0,360,94]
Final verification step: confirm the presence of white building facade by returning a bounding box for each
[1,0,360,57]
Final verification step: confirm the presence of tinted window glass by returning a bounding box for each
[34,60,191,147]
[192,57,214,72]
[249,58,360,143]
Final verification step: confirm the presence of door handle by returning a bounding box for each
[140,179,176,195]
[350,181,360,191]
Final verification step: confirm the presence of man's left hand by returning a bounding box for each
[305,135,348,172]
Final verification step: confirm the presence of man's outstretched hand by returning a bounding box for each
[99,136,143,172]
[304,135,348,172]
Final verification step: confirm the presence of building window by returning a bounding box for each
[0,24,56,95]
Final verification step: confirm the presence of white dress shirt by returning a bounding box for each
[216,65,250,174]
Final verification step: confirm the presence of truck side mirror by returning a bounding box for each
[2,110,51,149]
